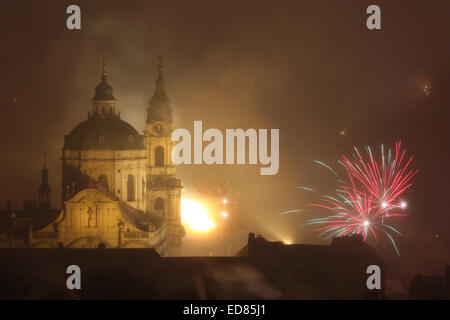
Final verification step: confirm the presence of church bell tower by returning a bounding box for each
[145,56,185,255]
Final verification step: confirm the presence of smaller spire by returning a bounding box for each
[39,153,51,209]
[41,153,48,183]
[42,152,47,171]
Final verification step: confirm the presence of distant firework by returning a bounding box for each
[422,84,431,96]
[339,140,419,212]
[197,178,240,207]
[305,177,409,255]
[214,179,240,206]
[285,141,418,255]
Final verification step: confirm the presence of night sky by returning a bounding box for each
[1,0,449,279]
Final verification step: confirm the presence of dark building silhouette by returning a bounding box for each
[0,233,386,299]
[409,266,450,299]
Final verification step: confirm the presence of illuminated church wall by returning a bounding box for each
[60,189,153,248]
[62,149,147,210]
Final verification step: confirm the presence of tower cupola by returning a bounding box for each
[147,55,173,123]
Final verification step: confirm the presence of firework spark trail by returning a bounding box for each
[292,141,418,255]
[306,183,407,246]
[339,140,419,211]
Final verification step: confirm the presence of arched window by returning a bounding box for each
[154,197,164,210]
[127,174,135,201]
[155,146,164,167]
[154,197,164,216]
[98,174,109,191]
[98,135,106,144]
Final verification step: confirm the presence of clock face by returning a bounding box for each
[153,124,164,136]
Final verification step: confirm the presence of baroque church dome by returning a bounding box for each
[64,114,144,150]
[64,59,144,151]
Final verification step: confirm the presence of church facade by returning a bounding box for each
[1,58,185,256]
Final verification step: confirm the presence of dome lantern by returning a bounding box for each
[92,55,117,116]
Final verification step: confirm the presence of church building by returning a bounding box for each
[0,57,185,256]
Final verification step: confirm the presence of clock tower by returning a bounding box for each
[144,56,185,255]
